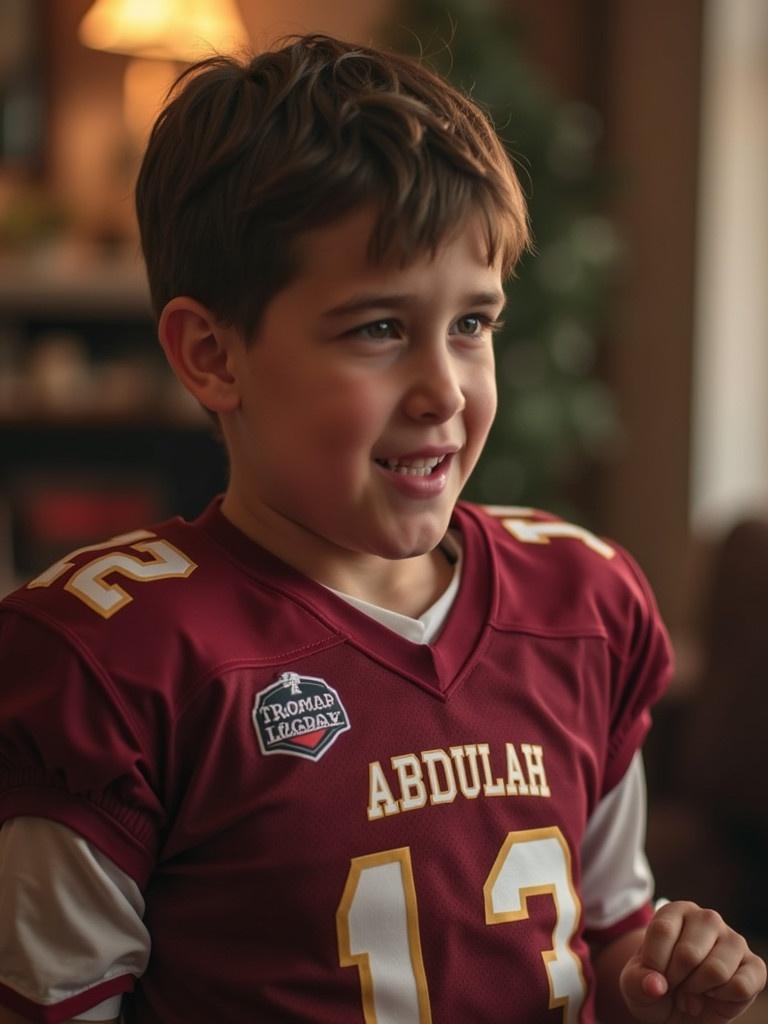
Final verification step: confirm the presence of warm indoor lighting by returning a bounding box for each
[79,0,249,63]
[76,0,250,242]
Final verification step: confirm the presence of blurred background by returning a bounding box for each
[0,0,766,978]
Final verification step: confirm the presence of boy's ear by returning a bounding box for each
[158,297,242,413]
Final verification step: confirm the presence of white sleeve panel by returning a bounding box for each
[580,751,655,931]
[0,817,150,1020]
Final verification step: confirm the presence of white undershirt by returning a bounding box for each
[0,535,653,1020]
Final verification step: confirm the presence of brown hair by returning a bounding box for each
[135,33,530,338]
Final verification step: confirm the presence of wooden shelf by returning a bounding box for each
[0,250,152,317]
[0,410,207,430]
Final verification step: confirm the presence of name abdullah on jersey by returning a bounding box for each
[367,740,551,819]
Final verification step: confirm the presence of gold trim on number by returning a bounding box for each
[337,847,432,1024]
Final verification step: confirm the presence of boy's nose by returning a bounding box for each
[403,351,466,422]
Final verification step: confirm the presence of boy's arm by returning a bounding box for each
[0,610,155,1024]
[0,817,147,1024]
[592,901,767,1022]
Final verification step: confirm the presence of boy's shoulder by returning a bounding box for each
[0,506,335,676]
[460,502,664,653]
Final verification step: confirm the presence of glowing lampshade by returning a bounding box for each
[79,0,249,62]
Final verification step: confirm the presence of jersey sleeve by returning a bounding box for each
[0,817,148,1023]
[480,505,674,799]
[581,752,655,944]
[0,607,165,886]
[602,548,673,796]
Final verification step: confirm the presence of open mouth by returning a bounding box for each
[374,455,448,478]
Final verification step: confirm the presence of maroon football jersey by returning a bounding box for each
[0,501,671,1023]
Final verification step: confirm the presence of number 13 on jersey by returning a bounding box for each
[337,827,587,1023]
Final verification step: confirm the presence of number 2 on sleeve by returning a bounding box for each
[337,827,586,1023]
[27,531,197,617]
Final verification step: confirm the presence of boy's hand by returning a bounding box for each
[620,901,767,1022]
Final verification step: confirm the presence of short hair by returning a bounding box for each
[135,33,530,338]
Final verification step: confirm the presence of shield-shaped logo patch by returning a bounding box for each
[252,672,351,761]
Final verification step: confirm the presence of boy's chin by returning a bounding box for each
[367,525,451,562]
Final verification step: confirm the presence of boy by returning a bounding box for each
[0,33,764,1024]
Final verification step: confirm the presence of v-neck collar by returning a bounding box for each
[322,530,462,645]
[195,500,497,698]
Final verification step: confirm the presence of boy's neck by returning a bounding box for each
[317,545,455,619]
[219,493,455,618]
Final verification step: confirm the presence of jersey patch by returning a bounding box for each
[252,672,351,761]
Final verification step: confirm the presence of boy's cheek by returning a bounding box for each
[470,379,498,437]
[317,391,393,445]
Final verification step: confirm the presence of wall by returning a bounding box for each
[692,0,768,533]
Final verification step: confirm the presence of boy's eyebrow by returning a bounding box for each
[322,290,507,319]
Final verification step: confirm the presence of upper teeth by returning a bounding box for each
[379,456,446,476]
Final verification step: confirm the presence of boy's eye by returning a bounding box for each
[349,315,504,341]
[455,315,482,336]
[454,314,504,337]
[355,320,400,340]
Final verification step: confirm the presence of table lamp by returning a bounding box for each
[79,0,250,146]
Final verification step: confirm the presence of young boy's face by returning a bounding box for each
[221,204,503,577]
